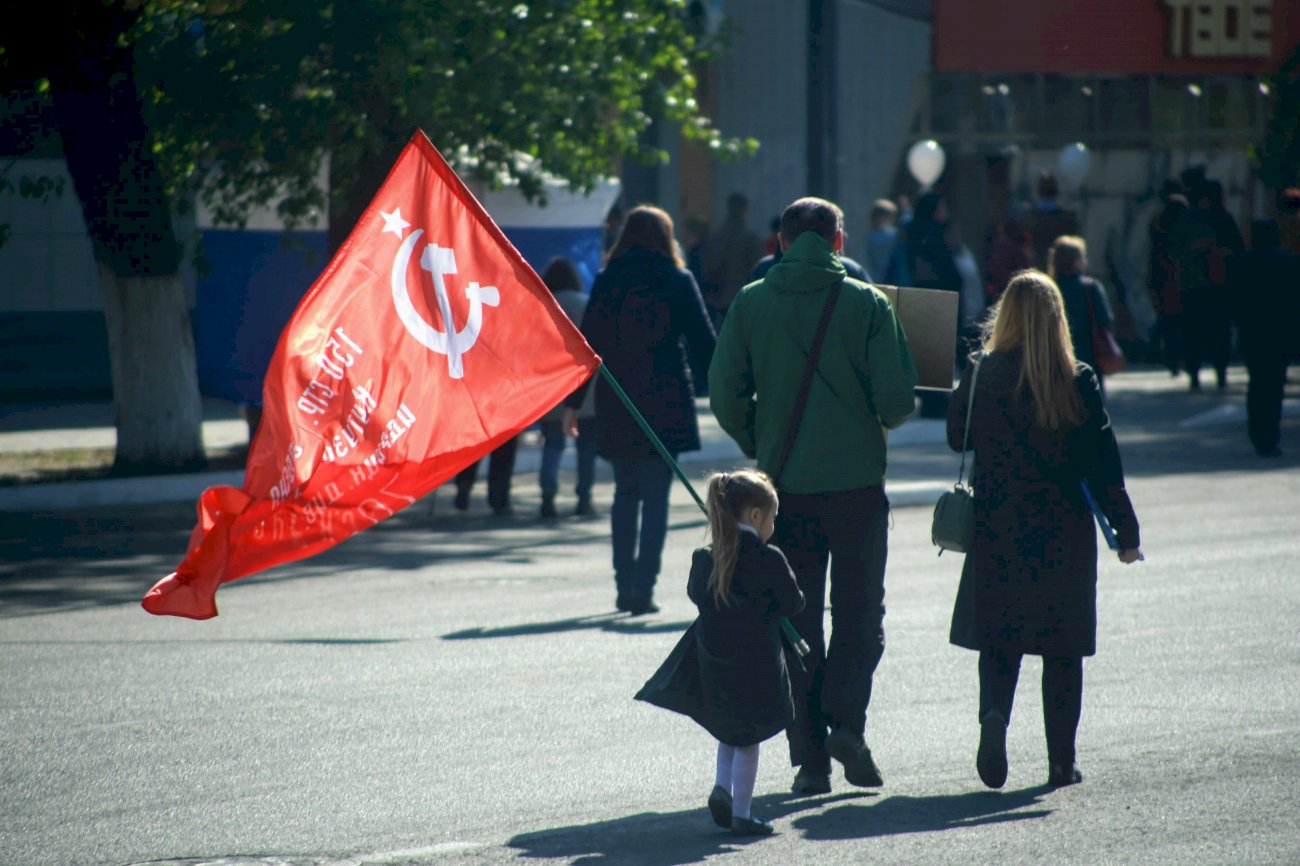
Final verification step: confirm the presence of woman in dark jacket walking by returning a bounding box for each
[947,270,1143,790]
[1048,236,1118,399]
[574,205,716,615]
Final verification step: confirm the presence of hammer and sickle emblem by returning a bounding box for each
[391,228,500,379]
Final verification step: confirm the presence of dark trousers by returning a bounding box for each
[775,485,889,773]
[1246,354,1288,454]
[609,457,673,600]
[979,647,1083,766]
[455,436,519,511]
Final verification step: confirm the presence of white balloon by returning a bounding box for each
[907,140,946,188]
[1057,142,1093,190]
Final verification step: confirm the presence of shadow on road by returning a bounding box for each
[443,612,693,641]
[508,786,1049,863]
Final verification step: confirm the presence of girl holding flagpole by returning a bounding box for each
[635,469,804,836]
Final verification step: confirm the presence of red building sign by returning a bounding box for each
[934,0,1298,75]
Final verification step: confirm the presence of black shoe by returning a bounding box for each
[977,709,1009,789]
[730,815,774,837]
[1255,446,1283,458]
[825,728,884,787]
[707,785,732,829]
[1047,762,1083,787]
[791,767,832,795]
[540,496,558,519]
[615,593,632,612]
[492,504,514,517]
[453,488,470,511]
[626,596,659,616]
[575,499,596,517]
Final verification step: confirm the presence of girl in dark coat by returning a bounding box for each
[573,206,716,614]
[947,270,1143,790]
[635,470,804,836]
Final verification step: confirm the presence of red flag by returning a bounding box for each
[143,131,600,619]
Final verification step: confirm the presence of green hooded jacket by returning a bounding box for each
[708,231,918,494]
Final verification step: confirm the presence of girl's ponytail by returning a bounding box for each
[705,469,778,605]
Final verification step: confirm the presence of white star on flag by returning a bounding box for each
[380,208,410,237]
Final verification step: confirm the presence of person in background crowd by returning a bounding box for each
[569,205,716,616]
[537,257,598,518]
[864,198,900,282]
[906,191,963,415]
[452,437,519,516]
[985,201,1036,301]
[710,196,918,796]
[1026,171,1080,270]
[1231,190,1300,457]
[1049,236,1118,399]
[1186,179,1244,390]
[700,192,764,332]
[1147,181,1191,378]
[947,270,1142,791]
[762,215,782,256]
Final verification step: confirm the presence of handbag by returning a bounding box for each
[1083,283,1126,376]
[931,353,982,555]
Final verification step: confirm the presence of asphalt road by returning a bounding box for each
[2,367,1298,866]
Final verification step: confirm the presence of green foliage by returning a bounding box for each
[1256,43,1300,191]
[122,0,756,229]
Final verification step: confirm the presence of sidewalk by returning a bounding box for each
[0,397,953,512]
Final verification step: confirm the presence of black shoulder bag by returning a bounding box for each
[931,353,983,555]
[770,278,843,488]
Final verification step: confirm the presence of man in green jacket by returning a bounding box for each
[709,196,918,795]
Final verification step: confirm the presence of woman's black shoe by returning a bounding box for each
[615,593,631,612]
[1047,762,1083,787]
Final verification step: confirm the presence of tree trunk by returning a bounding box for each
[46,3,206,472]
[97,264,205,472]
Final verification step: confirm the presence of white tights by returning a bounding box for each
[714,741,761,819]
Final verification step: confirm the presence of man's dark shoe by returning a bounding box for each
[615,593,631,612]
[626,596,660,616]
[825,728,884,787]
[575,497,596,517]
[540,494,558,518]
[730,815,774,837]
[791,767,832,795]
[1047,762,1083,787]
[453,488,470,511]
[707,785,732,829]
[976,709,1009,789]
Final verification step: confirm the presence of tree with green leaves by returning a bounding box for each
[1,0,754,472]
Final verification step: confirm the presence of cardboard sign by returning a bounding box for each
[875,284,960,391]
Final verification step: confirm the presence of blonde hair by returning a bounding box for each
[1047,235,1087,279]
[981,270,1085,430]
[704,469,778,605]
[606,205,685,267]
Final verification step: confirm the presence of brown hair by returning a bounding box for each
[1047,235,1087,279]
[606,205,684,267]
[704,469,778,605]
[981,270,1085,430]
[780,196,843,245]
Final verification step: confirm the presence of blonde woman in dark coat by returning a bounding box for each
[947,270,1143,790]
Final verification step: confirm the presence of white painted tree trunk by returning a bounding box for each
[97,263,205,470]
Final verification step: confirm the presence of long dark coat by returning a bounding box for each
[635,532,805,746]
[946,351,1140,657]
[576,247,716,460]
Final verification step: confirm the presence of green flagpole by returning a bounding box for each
[596,364,809,657]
